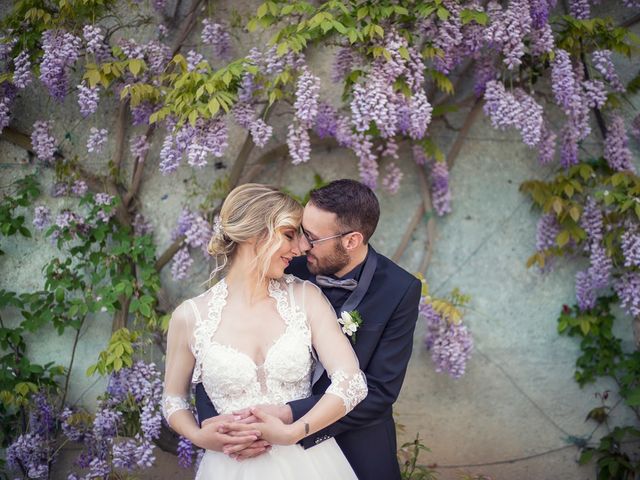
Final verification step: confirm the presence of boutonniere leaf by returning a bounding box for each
[339,310,363,344]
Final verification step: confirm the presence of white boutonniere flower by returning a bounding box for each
[339,310,363,344]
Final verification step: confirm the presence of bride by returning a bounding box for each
[162,184,367,479]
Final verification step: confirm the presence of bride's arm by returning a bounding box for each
[163,301,261,450]
[250,282,367,445]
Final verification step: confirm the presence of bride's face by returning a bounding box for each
[266,227,301,278]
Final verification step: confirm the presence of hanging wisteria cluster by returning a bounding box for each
[6,361,164,479]
[419,290,474,379]
[170,208,213,280]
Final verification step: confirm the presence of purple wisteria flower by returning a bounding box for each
[31,121,56,163]
[420,302,473,379]
[171,247,193,280]
[314,103,338,139]
[614,272,640,317]
[536,213,560,252]
[332,47,356,83]
[473,55,497,97]
[77,82,100,117]
[186,50,205,72]
[538,123,557,165]
[621,229,640,267]
[592,50,624,92]
[569,0,590,19]
[604,114,635,172]
[484,0,532,70]
[71,179,88,197]
[249,119,273,148]
[51,182,69,198]
[172,209,213,253]
[92,408,122,439]
[133,213,154,236]
[83,25,110,63]
[382,163,403,195]
[431,161,452,216]
[351,132,378,189]
[7,433,49,479]
[551,50,582,117]
[33,206,51,231]
[39,29,82,101]
[582,79,607,109]
[13,51,32,89]
[408,92,432,140]
[130,134,150,160]
[112,438,138,470]
[287,123,311,165]
[431,322,474,378]
[177,436,194,468]
[529,24,555,56]
[631,114,640,140]
[530,0,557,29]
[380,138,399,160]
[87,127,108,153]
[201,19,231,59]
[0,96,11,132]
[351,77,397,138]
[159,133,181,174]
[483,81,543,147]
[412,144,428,166]
[131,102,154,126]
[61,407,90,442]
[294,68,320,126]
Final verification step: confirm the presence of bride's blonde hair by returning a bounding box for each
[207,183,302,283]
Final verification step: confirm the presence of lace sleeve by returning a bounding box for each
[162,394,190,421]
[325,369,368,414]
[162,301,196,424]
[304,281,368,414]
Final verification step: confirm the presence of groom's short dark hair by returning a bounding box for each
[309,179,380,243]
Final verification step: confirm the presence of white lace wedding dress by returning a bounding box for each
[162,275,367,479]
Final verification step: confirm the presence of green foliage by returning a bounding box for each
[0,176,163,448]
[521,161,640,270]
[398,433,439,480]
[0,175,40,254]
[1,0,117,54]
[578,427,640,480]
[86,327,138,376]
[555,16,639,57]
[558,299,640,479]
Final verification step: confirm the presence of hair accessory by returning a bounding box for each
[213,215,223,237]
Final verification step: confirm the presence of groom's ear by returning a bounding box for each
[344,232,364,251]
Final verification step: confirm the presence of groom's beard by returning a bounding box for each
[307,242,350,276]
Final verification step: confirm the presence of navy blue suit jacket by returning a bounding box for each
[194,247,422,480]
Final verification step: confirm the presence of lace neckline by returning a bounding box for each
[204,276,295,369]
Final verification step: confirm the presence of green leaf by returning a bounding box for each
[256,3,268,18]
[579,449,594,465]
[626,387,640,406]
[437,6,449,20]
[556,230,570,248]
[276,42,289,56]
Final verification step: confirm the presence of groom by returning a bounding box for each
[195,179,422,480]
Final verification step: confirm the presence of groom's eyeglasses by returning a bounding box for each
[300,226,353,248]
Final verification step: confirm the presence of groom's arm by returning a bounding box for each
[289,278,421,447]
[195,382,219,425]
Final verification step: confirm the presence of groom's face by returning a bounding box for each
[300,203,350,275]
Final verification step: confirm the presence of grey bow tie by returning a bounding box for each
[315,275,358,291]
